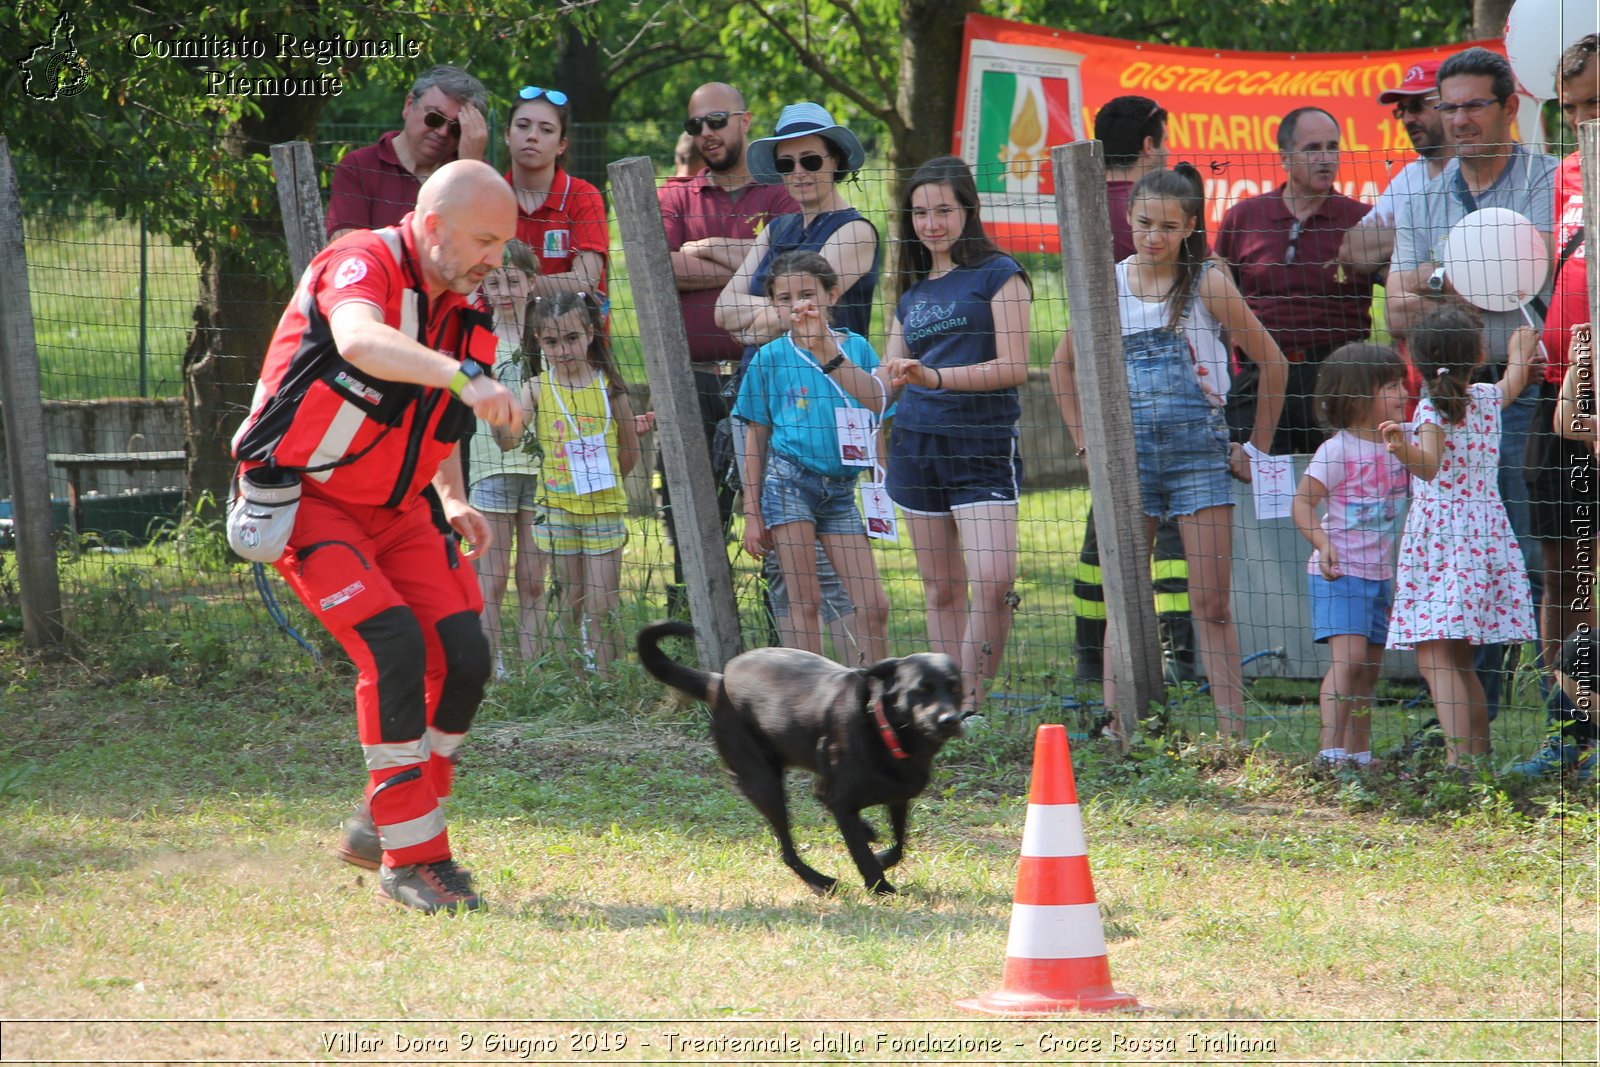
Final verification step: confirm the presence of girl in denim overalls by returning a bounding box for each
[1055,163,1287,737]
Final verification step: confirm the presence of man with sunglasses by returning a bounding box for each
[1388,46,1557,736]
[655,82,800,613]
[1338,57,1453,288]
[327,65,489,240]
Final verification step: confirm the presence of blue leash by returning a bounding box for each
[252,562,322,664]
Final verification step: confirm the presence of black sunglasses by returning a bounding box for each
[422,110,461,138]
[775,153,829,175]
[519,85,569,106]
[1390,96,1435,119]
[684,110,747,136]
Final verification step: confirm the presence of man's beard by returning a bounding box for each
[704,141,744,173]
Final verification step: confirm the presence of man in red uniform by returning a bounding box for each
[234,161,521,912]
[1513,33,1600,777]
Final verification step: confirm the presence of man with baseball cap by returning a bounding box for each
[1337,56,1454,305]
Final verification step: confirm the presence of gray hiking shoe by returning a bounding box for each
[336,802,381,870]
[378,860,482,914]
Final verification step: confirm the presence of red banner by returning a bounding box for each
[952,13,1513,252]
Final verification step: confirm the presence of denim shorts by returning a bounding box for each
[760,452,865,536]
[471,473,543,516]
[1309,573,1393,645]
[1124,326,1234,520]
[885,427,1021,516]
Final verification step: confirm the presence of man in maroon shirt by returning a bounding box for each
[1096,95,1169,262]
[654,82,799,609]
[1217,106,1376,454]
[326,65,490,240]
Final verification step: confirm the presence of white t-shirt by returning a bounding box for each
[1116,258,1231,405]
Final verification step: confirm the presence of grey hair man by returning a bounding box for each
[327,64,490,239]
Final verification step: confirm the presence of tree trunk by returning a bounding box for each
[893,0,980,188]
[555,21,616,194]
[1471,0,1513,39]
[182,94,328,515]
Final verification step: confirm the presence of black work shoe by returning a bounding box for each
[336,802,381,870]
[378,860,482,914]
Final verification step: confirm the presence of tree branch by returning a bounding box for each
[832,1,896,103]
[612,50,721,91]
[740,1,898,126]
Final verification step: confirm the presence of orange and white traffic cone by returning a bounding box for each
[958,723,1139,1016]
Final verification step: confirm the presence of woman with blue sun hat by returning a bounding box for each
[716,102,882,665]
[715,102,880,349]
[502,84,609,308]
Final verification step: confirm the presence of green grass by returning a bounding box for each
[0,640,1593,1060]
[24,483,1565,765]
[24,213,200,401]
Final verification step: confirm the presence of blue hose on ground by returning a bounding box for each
[252,562,322,664]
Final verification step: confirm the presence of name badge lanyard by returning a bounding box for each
[793,330,878,470]
[794,332,898,541]
[547,375,616,495]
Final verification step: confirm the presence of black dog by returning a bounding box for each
[636,620,964,895]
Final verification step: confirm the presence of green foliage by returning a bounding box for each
[719,0,898,142]
[6,3,565,276]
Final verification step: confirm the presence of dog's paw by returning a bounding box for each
[870,879,898,896]
[806,875,840,897]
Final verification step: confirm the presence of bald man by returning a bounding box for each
[233,160,520,913]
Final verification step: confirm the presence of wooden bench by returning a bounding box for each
[47,451,186,537]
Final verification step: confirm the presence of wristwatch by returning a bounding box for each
[1426,266,1447,295]
[448,359,486,399]
[820,353,847,375]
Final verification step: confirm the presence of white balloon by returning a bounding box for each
[1506,0,1600,99]
[1441,207,1550,313]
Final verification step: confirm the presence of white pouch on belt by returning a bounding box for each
[226,466,301,563]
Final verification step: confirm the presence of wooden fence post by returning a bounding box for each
[1051,141,1164,747]
[271,141,325,280]
[608,156,741,670]
[0,137,65,649]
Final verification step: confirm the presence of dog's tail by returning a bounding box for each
[636,620,718,704]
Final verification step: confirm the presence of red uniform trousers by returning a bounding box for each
[275,481,488,868]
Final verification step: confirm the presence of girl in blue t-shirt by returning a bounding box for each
[735,251,890,663]
[879,156,1033,716]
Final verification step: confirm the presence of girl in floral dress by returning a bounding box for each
[1381,306,1540,769]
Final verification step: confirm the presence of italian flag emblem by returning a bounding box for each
[977,71,1076,196]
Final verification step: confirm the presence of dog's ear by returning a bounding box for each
[862,658,902,684]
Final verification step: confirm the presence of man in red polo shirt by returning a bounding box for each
[655,82,799,610]
[326,65,490,240]
[1217,106,1377,455]
[234,161,521,912]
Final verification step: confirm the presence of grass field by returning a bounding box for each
[0,631,1593,1063]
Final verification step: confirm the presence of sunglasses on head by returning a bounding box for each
[422,110,461,138]
[683,110,747,136]
[519,85,569,106]
[775,153,829,175]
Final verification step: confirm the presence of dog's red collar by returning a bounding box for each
[871,698,910,760]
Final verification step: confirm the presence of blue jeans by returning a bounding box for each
[1124,326,1233,520]
[1477,383,1543,721]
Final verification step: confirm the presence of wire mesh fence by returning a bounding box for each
[2,125,1588,771]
